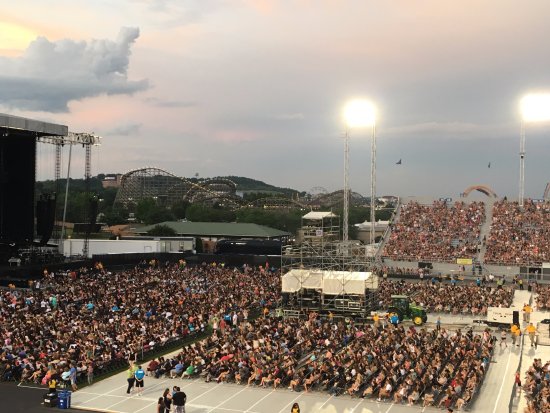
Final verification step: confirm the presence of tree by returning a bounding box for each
[185,204,236,222]
[148,224,177,236]
[102,207,128,226]
[135,198,175,225]
[171,201,189,219]
[136,198,156,222]
[195,237,203,253]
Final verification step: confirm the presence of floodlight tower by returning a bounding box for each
[343,130,350,243]
[343,99,377,248]
[519,93,550,207]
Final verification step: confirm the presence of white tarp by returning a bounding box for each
[302,211,338,220]
[281,269,373,295]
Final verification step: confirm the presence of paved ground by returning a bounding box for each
[69,373,442,413]
[0,381,101,413]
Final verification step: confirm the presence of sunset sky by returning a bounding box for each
[2,0,550,198]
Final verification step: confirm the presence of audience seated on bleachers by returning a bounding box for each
[383,201,485,263]
[0,263,497,410]
[0,262,279,387]
[485,200,550,265]
[378,279,514,316]
[535,286,550,311]
[523,358,550,413]
[162,312,493,411]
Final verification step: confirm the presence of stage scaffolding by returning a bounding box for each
[280,211,378,318]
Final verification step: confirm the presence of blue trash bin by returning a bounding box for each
[58,391,68,409]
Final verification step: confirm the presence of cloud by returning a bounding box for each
[137,0,226,28]
[104,122,142,136]
[384,121,512,139]
[270,113,304,120]
[212,129,263,143]
[0,27,148,112]
[144,97,197,108]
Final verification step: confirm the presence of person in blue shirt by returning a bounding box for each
[390,313,399,326]
[69,364,78,391]
[170,361,184,379]
[134,365,145,396]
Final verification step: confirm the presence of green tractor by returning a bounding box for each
[387,295,428,326]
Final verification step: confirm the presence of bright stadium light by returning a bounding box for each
[344,99,376,128]
[342,99,378,254]
[518,93,550,207]
[520,93,550,122]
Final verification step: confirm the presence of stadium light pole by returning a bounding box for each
[343,99,377,251]
[519,93,550,207]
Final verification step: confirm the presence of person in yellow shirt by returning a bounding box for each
[126,363,138,394]
[511,324,521,347]
[373,313,380,329]
[48,376,57,394]
[523,304,532,323]
[525,323,538,347]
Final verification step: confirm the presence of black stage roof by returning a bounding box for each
[0,113,67,138]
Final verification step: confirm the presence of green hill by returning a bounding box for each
[218,176,303,197]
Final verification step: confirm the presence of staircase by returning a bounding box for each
[477,199,495,264]
[374,198,402,264]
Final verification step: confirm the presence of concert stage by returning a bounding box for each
[0,113,68,263]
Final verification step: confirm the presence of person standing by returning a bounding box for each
[523,303,532,323]
[134,365,145,396]
[291,402,301,413]
[373,313,380,329]
[436,316,441,332]
[157,397,166,413]
[87,363,94,385]
[500,330,508,348]
[172,386,187,413]
[511,324,521,347]
[69,363,78,392]
[163,388,172,413]
[525,323,538,347]
[514,370,522,395]
[126,363,137,394]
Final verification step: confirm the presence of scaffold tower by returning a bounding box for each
[280,211,378,318]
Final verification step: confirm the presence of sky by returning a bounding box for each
[2,0,550,198]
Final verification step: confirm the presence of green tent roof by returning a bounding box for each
[137,221,290,238]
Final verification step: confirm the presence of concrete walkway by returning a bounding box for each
[477,198,495,263]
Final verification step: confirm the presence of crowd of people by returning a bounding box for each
[0,260,519,411]
[145,313,493,411]
[377,279,515,316]
[373,266,431,278]
[523,358,550,413]
[536,286,550,311]
[0,261,279,388]
[383,201,485,262]
[485,200,550,265]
